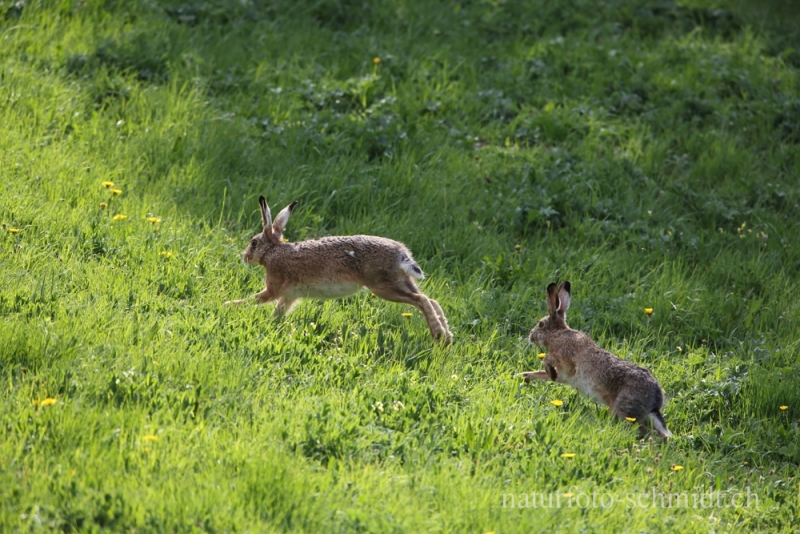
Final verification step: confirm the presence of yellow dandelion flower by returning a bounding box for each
[402,312,414,318]
[644,308,653,316]
[142,435,158,442]
[779,405,788,411]
[146,217,162,224]
[561,453,576,459]
[110,188,122,195]
[671,464,684,471]
[99,202,108,208]
[112,214,128,221]
[9,228,20,234]
[625,417,637,422]
[514,244,521,250]
[39,398,57,407]
[160,251,173,258]
[102,181,114,188]
[451,374,458,381]
[537,352,546,360]
[281,237,289,242]
[550,399,564,407]
[373,56,381,65]
[563,492,574,498]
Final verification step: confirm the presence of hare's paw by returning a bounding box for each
[437,328,453,346]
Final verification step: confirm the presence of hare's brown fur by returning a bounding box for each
[523,281,670,439]
[226,196,452,344]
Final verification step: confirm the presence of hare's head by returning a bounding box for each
[241,196,297,265]
[529,281,571,347]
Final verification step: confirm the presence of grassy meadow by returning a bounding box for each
[2,0,800,531]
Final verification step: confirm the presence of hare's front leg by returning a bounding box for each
[223,288,276,306]
[255,273,288,306]
[254,287,277,304]
[520,362,558,384]
[273,296,298,317]
[520,371,549,383]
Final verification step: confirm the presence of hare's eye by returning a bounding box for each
[250,239,258,247]
[538,321,544,328]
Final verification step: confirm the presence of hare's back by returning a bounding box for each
[281,235,415,280]
[593,351,663,405]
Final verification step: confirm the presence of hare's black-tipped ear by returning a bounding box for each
[272,200,298,237]
[546,282,560,317]
[557,281,571,313]
[259,196,272,231]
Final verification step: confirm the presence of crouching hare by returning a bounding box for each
[522,281,671,439]
[225,196,453,345]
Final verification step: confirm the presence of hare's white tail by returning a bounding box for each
[649,410,672,439]
[399,254,424,280]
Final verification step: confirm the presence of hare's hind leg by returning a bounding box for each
[610,390,668,439]
[427,297,453,342]
[369,278,451,344]
[402,278,452,344]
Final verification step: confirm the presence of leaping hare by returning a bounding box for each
[226,196,453,345]
[522,281,671,439]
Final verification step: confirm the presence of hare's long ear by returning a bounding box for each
[272,201,298,238]
[557,281,571,314]
[259,196,272,232]
[546,282,560,318]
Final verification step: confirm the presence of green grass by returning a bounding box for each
[2,0,800,531]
